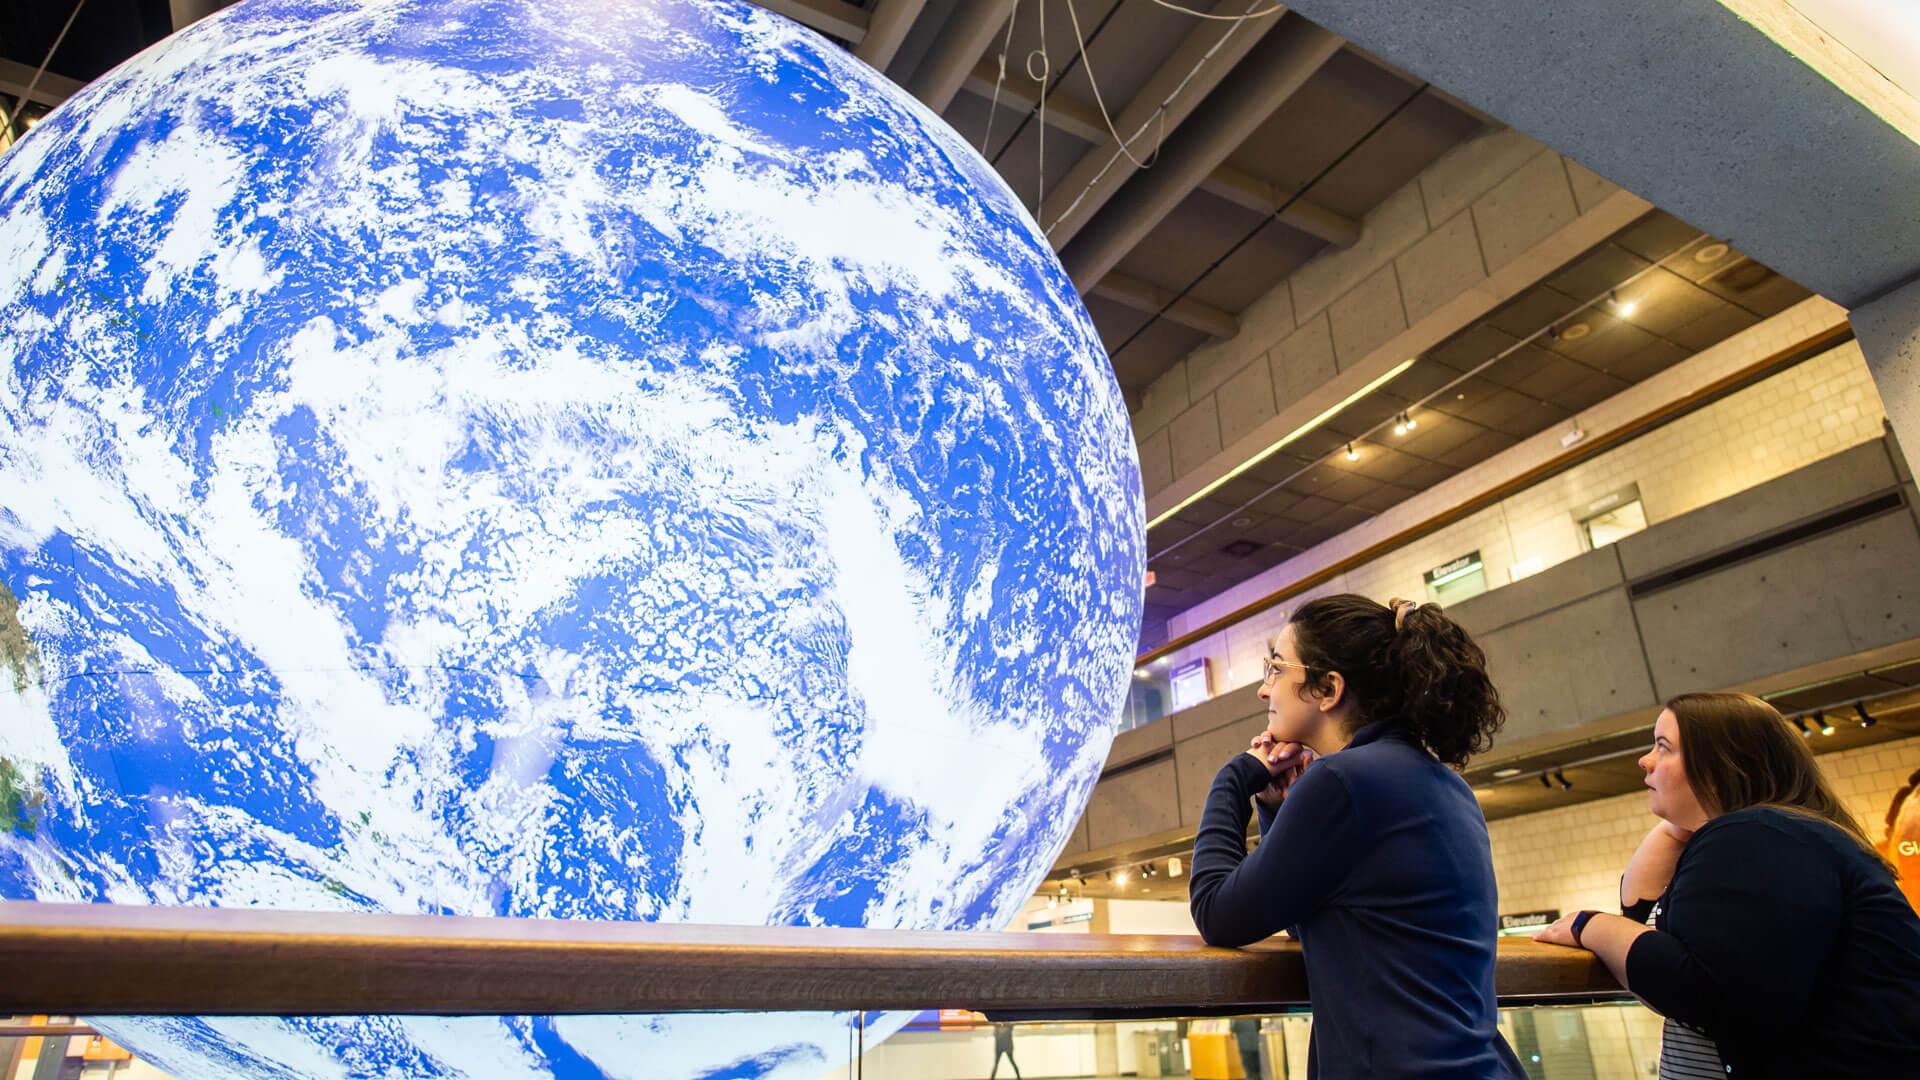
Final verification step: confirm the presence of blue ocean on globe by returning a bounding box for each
[0,0,1144,1074]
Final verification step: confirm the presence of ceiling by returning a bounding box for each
[3,0,1480,401]
[1135,210,1813,641]
[3,1,1815,650]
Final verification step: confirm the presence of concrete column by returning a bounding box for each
[1088,899,1121,1075]
[1850,276,1920,478]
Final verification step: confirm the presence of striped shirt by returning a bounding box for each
[1636,895,1723,1078]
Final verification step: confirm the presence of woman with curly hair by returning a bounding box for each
[1188,594,1523,1079]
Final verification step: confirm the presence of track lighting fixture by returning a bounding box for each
[1792,717,1811,737]
[1539,772,1553,789]
[1554,770,1573,791]
[1344,442,1358,462]
[1817,710,1835,736]
[1856,702,1877,728]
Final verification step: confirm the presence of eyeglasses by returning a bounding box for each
[1262,655,1311,682]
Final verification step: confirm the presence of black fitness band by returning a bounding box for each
[1570,909,1601,946]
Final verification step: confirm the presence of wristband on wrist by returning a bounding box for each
[1570,909,1601,947]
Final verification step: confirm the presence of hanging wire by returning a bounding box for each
[1144,0,1285,18]
[1043,0,1270,236]
[1059,0,1170,174]
[980,13,1019,153]
[987,0,1128,168]
[978,0,1023,155]
[0,0,89,144]
[1031,0,1049,211]
[1109,80,1433,362]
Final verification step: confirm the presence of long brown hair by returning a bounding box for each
[1666,692,1895,874]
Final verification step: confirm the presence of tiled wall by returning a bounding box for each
[1132,126,1646,507]
[1490,733,1920,916]
[1162,332,1888,697]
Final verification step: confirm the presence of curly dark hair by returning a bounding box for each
[1284,593,1505,767]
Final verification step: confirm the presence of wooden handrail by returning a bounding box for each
[0,902,1619,1016]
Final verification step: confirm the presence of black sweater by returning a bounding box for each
[1188,722,1523,1079]
[1625,806,1920,1078]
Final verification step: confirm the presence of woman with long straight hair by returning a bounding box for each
[1188,594,1524,1079]
[1535,692,1920,1077]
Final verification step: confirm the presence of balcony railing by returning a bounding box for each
[1,901,1619,1017]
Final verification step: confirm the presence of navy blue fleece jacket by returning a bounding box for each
[1188,721,1523,1079]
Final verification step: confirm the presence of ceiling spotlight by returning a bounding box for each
[1344,442,1358,462]
[1856,702,1877,728]
[1112,868,1130,888]
[1611,290,1637,318]
[1792,716,1811,737]
[1817,710,1835,736]
[1554,769,1573,791]
[1404,411,1417,431]
[1393,412,1412,436]
[1538,772,1553,789]
[1141,863,1156,879]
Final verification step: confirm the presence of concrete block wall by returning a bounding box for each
[1162,320,1884,701]
[1489,733,1920,917]
[1079,435,1920,857]
[1132,126,1644,506]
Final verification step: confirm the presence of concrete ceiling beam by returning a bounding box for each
[1038,0,1289,251]
[1272,0,1920,307]
[1060,21,1345,291]
[755,0,871,44]
[904,0,1017,114]
[957,70,1361,251]
[1197,164,1361,247]
[169,0,233,32]
[852,0,926,72]
[962,60,1111,145]
[1093,273,1240,339]
[0,58,83,110]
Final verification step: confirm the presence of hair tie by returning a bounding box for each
[1389,598,1417,632]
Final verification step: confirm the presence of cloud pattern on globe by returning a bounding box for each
[0,0,1143,1075]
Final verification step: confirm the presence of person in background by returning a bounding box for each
[1535,692,1920,1078]
[988,1021,1021,1080]
[1188,594,1524,1079]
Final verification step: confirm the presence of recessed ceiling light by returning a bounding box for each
[1695,242,1730,263]
[1231,516,1253,528]
[1560,322,1591,341]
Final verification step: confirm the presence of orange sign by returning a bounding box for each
[1887,765,1920,914]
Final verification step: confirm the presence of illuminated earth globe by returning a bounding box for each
[0,0,1143,1074]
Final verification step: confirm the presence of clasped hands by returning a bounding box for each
[1243,731,1314,807]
